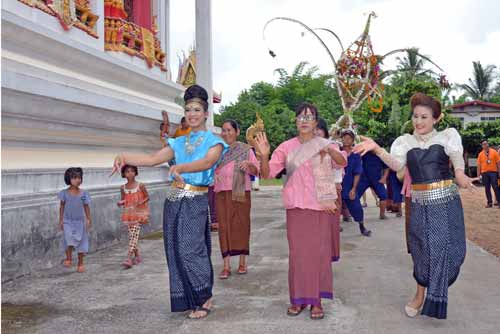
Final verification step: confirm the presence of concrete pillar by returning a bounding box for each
[195,0,213,127]
[93,0,105,50]
[159,0,171,80]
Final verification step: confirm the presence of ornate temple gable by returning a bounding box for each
[177,48,221,103]
[104,0,167,71]
[177,48,197,87]
[17,0,99,38]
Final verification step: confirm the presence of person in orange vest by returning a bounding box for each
[477,139,500,208]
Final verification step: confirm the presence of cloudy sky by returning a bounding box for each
[170,0,500,111]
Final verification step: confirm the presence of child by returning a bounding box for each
[160,110,170,147]
[117,165,150,268]
[59,167,92,273]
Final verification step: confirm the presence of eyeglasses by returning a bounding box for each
[296,115,316,122]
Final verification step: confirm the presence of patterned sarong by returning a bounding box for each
[163,188,213,312]
[409,184,466,319]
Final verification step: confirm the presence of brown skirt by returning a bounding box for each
[215,190,251,258]
[287,208,334,307]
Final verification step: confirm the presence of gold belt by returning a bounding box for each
[171,181,208,192]
[411,179,454,191]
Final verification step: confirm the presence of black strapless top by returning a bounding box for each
[407,144,452,184]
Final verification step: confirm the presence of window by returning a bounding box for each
[480,116,500,122]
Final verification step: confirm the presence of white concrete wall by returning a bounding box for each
[1,1,185,281]
[2,8,185,169]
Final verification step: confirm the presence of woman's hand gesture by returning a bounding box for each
[239,161,252,173]
[352,136,381,156]
[169,165,185,184]
[111,154,125,177]
[455,170,476,192]
[254,132,271,158]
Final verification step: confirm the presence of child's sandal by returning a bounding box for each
[63,260,72,267]
[122,258,133,269]
[133,255,142,265]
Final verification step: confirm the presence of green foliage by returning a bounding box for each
[216,62,498,155]
[215,63,342,151]
[461,120,500,155]
[459,61,498,100]
[352,73,443,148]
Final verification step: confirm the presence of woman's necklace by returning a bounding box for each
[185,132,204,154]
[414,129,437,143]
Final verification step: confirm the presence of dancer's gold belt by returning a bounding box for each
[171,181,208,192]
[411,179,454,191]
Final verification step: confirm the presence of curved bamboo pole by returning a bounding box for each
[263,17,338,67]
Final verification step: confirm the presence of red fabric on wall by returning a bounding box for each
[133,0,152,29]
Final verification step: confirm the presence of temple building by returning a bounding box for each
[1,0,215,281]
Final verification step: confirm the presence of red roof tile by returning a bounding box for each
[449,100,500,110]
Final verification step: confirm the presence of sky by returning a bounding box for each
[169,0,500,112]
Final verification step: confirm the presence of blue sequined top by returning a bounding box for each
[168,130,228,186]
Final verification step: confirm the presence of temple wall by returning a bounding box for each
[1,2,183,281]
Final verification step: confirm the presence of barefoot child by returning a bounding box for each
[59,167,92,273]
[118,165,150,269]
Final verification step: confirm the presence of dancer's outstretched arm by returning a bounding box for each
[111,146,174,176]
[353,136,404,172]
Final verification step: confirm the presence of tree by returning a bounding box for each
[460,120,500,156]
[395,47,435,79]
[490,82,500,104]
[459,61,497,100]
[216,62,463,153]
[215,63,342,151]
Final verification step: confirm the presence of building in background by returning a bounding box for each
[449,100,500,126]
[1,0,214,281]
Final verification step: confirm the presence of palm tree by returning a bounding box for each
[459,61,497,100]
[395,47,435,78]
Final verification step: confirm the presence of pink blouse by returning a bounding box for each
[267,137,347,211]
[214,149,260,193]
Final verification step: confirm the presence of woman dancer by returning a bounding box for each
[214,119,259,279]
[112,85,227,319]
[353,93,474,319]
[255,103,346,319]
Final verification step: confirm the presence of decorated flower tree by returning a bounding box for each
[263,12,448,138]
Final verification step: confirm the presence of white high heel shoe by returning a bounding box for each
[404,303,422,318]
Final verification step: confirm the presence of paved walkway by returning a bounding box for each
[2,186,500,334]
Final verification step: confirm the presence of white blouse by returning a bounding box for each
[382,128,465,172]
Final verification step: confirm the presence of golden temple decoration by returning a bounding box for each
[48,0,77,30]
[141,27,156,68]
[75,0,99,31]
[177,48,222,103]
[246,113,265,151]
[103,0,166,71]
[177,48,197,87]
[18,0,98,38]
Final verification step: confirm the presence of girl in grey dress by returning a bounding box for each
[59,167,92,273]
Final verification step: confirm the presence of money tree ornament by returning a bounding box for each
[263,12,447,136]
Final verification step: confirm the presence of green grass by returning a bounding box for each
[259,178,283,186]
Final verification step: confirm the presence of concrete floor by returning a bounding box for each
[2,186,500,334]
